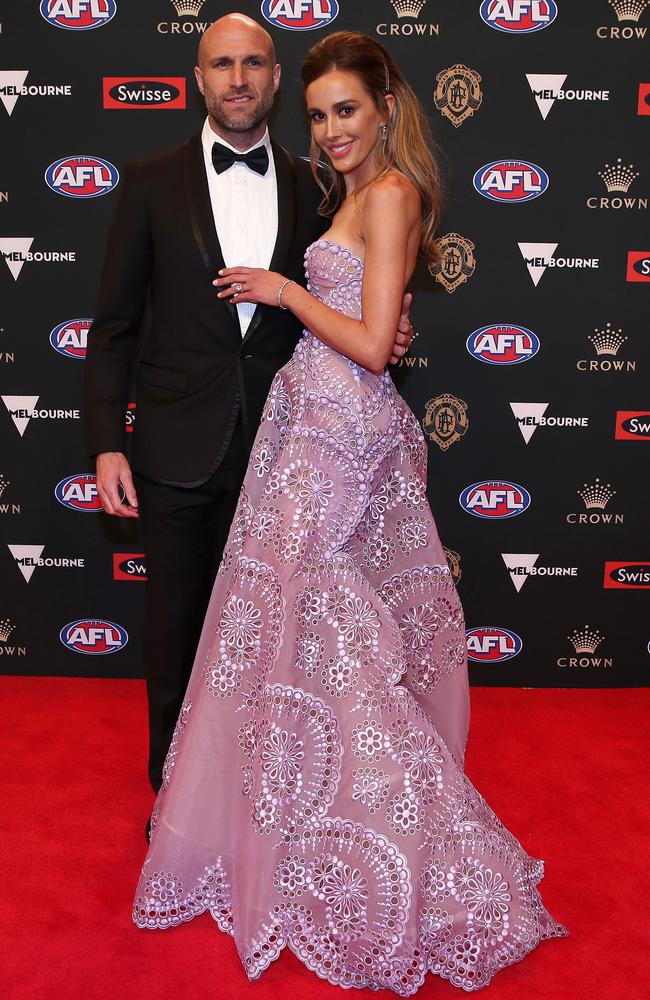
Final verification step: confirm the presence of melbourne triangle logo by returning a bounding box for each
[2,396,39,436]
[518,242,558,286]
[0,71,29,116]
[7,544,45,583]
[0,239,35,281]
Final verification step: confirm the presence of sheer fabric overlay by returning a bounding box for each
[132,239,568,994]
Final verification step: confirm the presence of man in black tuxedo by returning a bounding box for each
[85,13,413,803]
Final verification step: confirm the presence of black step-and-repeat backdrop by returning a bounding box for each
[1,1,648,684]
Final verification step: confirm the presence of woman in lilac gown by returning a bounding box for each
[133,31,568,993]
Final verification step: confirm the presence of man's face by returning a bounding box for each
[195,22,280,138]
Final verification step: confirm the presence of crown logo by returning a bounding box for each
[608,0,649,21]
[577,478,616,510]
[598,157,639,193]
[0,474,9,499]
[588,321,628,356]
[0,617,15,642]
[390,0,427,16]
[169,0,206,16]
[568,625,605,655]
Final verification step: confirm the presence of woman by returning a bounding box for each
[133,32,568,994]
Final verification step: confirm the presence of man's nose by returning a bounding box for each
[230,63,247,89]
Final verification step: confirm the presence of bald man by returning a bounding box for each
[85,14,413,811]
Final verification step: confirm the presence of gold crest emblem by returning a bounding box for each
[423,393,469,450]
[443,546,462,584]
[429,233,476,293]
[434,64,483,128]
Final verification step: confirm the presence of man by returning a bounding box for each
[85,13,413,813]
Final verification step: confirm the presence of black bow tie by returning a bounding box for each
[211,140,269,177]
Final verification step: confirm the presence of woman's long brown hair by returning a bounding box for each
[301,31,442,267]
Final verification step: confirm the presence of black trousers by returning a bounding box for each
[134,418,250,795]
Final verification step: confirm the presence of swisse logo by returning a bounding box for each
[626,250,650,280]
[502,554,578,592]
[103,77,186,109]
[113,552,147,581]
[2,396,80,437]
[377,0,440,37]
[615,410,650,440]
[604,561,650,589]
[45,156,118,199]
[480,0,557,33]
[577,323,636,373]
[597,0,649,39]
[518,243,599,287]
[125,401,136,433]
[260,0,339,31]
[55,474,103,512]
[473,160,549,203]
[60,619,128,655]
[526,74,610,120]
[50,318,91,360]
[639,82,650,114]
[510,402,589,444]
[40,0,117,30]
[566,478,624,526]
[467,324,539,365]
[466,626,523,663]
[7,544,84,583]
[557,626,613,670]
[459,480,531,519]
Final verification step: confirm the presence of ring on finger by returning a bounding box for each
[235,282,243,294]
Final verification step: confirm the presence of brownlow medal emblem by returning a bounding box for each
[434,64,483,128]
[443,546,462,584]
[429,233,476,293]
[423,393,469,450]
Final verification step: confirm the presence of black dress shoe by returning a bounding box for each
[145,817,151,843]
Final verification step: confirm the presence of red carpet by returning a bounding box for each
[2,678,647,1000]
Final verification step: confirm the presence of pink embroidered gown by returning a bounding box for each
[132,238,568,994]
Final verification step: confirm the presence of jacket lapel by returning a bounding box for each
[240,140,297,348]
[180,134,240,331]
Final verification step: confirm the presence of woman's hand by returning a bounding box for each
[213,267,287,307]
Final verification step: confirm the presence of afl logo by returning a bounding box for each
[459,480,531,519]
[467,626,523,663]
[55,474,103,512]
[467,324,539,365]
[260,0,339,31]
[60,619,128,655]
[473,160,549,203]
[45,155,119,198]
[479,0,557,33]
[50,318,92,360]
[40,0,117,31]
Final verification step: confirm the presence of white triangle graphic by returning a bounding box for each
[518,242,558,287]
[526,73,567,121]
[8,544,44,583]
[2,395,39,436]
[509,402,549,443]
[0,70,29,116]
[501,553,539,593]
[0,238,35,281]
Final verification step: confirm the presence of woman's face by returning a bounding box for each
[306,69,387,179]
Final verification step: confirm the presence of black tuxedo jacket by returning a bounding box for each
[84,132,326,486]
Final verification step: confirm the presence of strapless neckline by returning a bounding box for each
[307,236,365,269]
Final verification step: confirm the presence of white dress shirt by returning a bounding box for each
[201,117,278,336]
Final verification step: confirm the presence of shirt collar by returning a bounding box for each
[202,117,271,158]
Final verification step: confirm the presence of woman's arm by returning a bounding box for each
[214,176,420,373]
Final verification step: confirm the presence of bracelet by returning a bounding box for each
[277,279,295,310]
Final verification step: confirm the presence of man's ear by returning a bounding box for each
[273,63,282,94]
[194,65,204,95]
